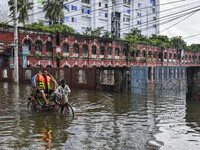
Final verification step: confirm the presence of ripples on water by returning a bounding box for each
[0,82,200,150]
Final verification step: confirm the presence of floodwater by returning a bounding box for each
[0,82,200,150]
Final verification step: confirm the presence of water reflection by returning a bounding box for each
[0,82,200,149]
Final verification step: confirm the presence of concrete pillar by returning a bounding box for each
[186,67,200,101]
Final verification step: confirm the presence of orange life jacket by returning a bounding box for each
[38,75,51,92]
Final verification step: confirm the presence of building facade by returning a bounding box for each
[0,0,10,23]
[0,25,198,70]
[1,0,159,38]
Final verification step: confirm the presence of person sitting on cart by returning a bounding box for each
[35,70,56,106]
[49,79,71,105]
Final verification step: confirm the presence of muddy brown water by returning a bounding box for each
[0,82,200,150]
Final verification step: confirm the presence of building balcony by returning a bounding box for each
[82,13,92,18]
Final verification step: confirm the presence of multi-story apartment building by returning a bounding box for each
[1,0,159,38]
[0,0,10,23]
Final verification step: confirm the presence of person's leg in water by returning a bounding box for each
[47,93,56,103]
[39,89,49,105]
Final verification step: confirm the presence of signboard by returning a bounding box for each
[56,47,61,53]
[9,56,14,68]
[22,46,29,55]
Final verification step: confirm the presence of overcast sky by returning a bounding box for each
[160,0,200,45]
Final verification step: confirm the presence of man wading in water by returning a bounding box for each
[48,79,71,107]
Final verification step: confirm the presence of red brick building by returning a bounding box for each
[0,25,199,69]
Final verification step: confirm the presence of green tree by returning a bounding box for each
[43,0,66,25]
[8,0,33,25]
[187,44,200,52]
[83,27,104,37]
[170,36,187,50]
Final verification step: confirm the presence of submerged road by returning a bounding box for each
[0,82,200,150]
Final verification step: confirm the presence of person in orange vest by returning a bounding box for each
[35,70,56,106]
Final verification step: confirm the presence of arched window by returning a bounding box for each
[169,53,172,59]
[164,52,167,59]
[123,49,128,57]
[35,40,42,54]
[92,45,96,55]
[82,44,88,55]
[142,50,146,58]
[159,52,163,59]
[100,46,105,56]
[46,65,52,68]
[174,54,177,60]
[108,47,112,56]
[148,51,152,59]
[115,48,120,56]
[24,39,31,54]
[63,43,69,53]
[153,51,157,59]
[193,55,196,63]
[189,55,191,61]
[73,43,79,54]
[131,51,134,58]
[46,41,53,56]
[136,50,140,57]
[185,55,187,61]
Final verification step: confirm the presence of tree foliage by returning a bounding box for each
[24,22,74,34]
[83,27,104,37]
[43,0,66,25]
[8,0,33,25]
[124,28,198,53]
[187,44,200,51]
[170,36,187,49]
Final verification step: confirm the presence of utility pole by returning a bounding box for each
[14,0,19,83]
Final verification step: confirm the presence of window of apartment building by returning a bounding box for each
[152,0,156,6]
[137,21,141,25]
[153,17,156,20]
[99,12,101,16]
[72,5,77,11]
[99,2,101,7]
[152,8,155,14]
[123,0,130,5]
[72,17,74,22]
[127,9,130,14]
[123,8,126,12]
[105,4,108,8]
[74,30,77,33]
[137,12,141,17]
[153,24,156,28]
[82,0,90,4]
[138,3,142,8]
[123,17,125,22]
[126,18,130,22]
[105,13,108,18]
[65,16,70,22]
[82,9,90,14]
[64,4,69,10]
